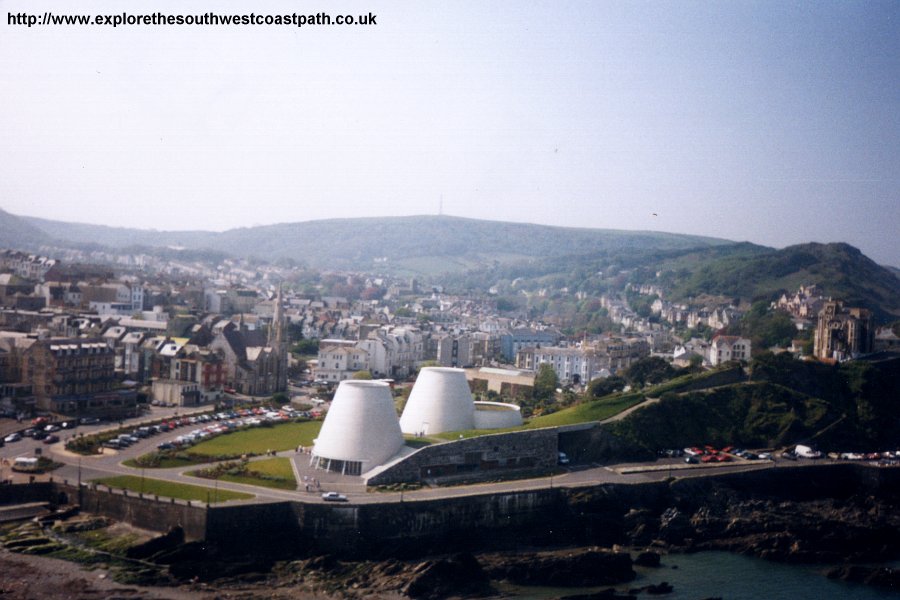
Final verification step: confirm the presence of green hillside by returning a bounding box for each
[665,242,900,317]
[19,213,730,274]
[609,354,900,452]
[447,240,899,321]
[0,208,51,251]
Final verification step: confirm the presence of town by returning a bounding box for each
[0,244,896,420]
[0,230,897,597]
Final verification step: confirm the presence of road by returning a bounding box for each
[0,408,837,508]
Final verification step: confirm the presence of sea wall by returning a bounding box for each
[57,482,207,540]
[297,488,563,557]
[4,462,896,559]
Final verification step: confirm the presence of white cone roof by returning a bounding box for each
[400,367,475,435]
[313,380,404,466]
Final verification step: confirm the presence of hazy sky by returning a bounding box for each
[2,1,898,265]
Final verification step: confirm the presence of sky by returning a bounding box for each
[1,1,898,265]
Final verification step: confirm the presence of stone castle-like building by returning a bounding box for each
[813,300,873,361]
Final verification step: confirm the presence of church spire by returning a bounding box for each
[270,284,284,348]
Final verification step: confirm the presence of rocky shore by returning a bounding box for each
[2,465,900,598]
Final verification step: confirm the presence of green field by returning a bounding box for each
[93,475,253,503]
[188,457,297,491]
[123,455,204,469]
[184,421,322,457]
[429,393,645,440]
[432,426,523,441]
[526,393,645,428]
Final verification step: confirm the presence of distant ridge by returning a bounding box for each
[0,208,51,251]
[15,213,730,272]
[3,210,897,319]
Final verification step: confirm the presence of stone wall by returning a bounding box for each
[205,501,305,551]
[297,488,563,557]
[0,462,894,561]
[0,482,55,506]
[367,428,559,486]
[59,483,208,541]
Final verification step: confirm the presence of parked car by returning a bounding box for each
[43,434,60,444]
[3,433,21,443]
[80,417,100,425]
[321,492,348,502]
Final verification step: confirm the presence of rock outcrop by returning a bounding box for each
[479,547,635,587]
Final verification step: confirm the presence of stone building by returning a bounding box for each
[21,338,137,417]
[813,301,874,361]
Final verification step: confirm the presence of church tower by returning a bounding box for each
[268,285,288,392]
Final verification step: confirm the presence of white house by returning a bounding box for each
[708,335,751,366]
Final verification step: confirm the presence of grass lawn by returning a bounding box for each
[432,426,523,441]
[123,455,206,469]
[188,457,297,491]
[527,393,645,428]
[403,435,433,448]
[184,421,322,457]
[93,475,253,503]
[430,393,646,440]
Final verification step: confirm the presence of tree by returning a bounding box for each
[533,364,559,401]
[351,370,373,380]
[290,339,319,356]
[730,301,796,351]
[688,354,704,372]
[587,375,625,399]
[624,357,677,387]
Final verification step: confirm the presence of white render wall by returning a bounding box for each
[400,367,475,435]
[312,380,404,467]
[472,401,523,429]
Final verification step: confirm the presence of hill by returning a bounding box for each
[18,213,729,274]
[664,242,900,318]
[608,353,900,452]
[22,215,218,249]
[442,240,899,322]
[0,208,52,251]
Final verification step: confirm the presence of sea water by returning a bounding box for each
[495,551,900,599]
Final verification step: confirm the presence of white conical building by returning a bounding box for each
[311,380,404,476]
[400,367,475,435]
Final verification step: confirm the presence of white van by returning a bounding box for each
[794,444,822,459]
